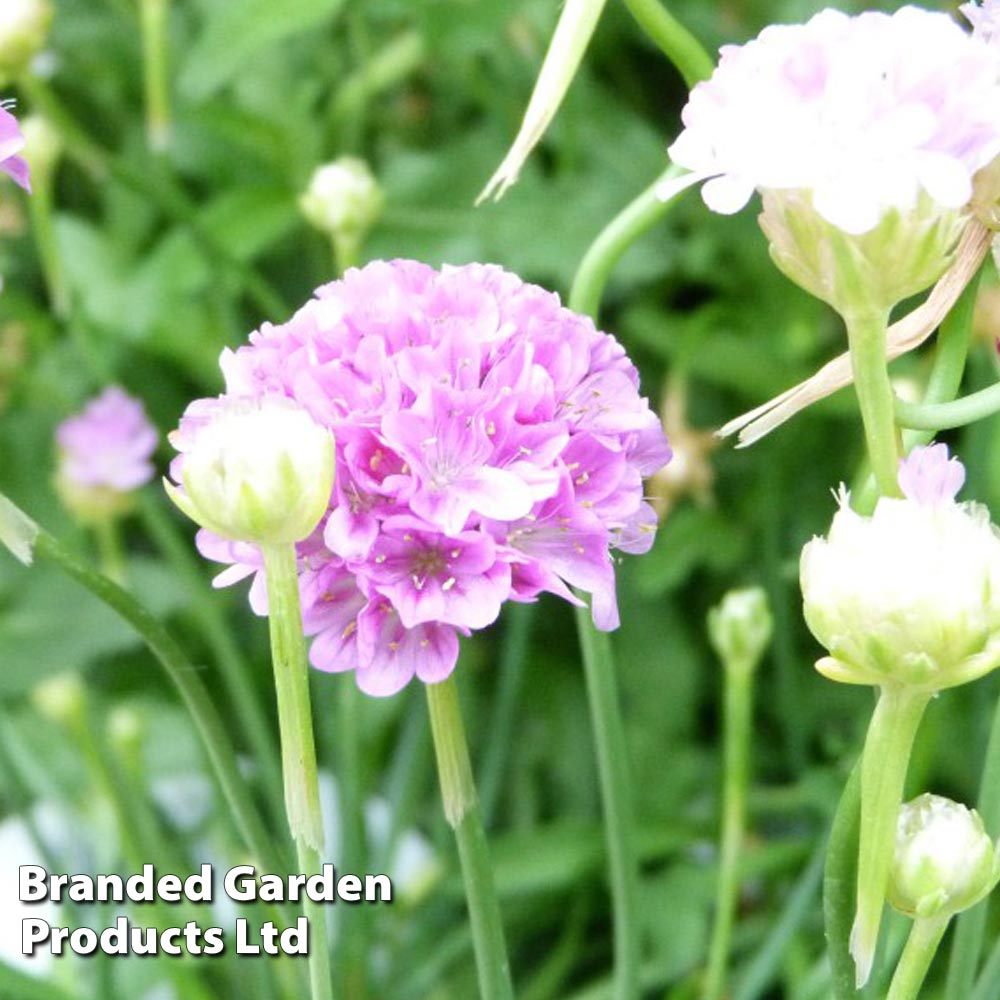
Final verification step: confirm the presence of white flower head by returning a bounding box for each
[661,7,1000,313]
[801,446,1000,692]
[166,395,335,547]
[889,794,999,919]
[300,157,383,242]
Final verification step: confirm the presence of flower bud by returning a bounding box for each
[166,395,335,547]
[708,587,773,675]
[889,794,999,919]
[18,113,60,180]
[33,672,85,728]
[107,705,144,763]
[300,157,383,245]
[801,448,1000,692]
[0,0,52,85]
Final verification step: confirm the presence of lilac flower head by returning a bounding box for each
[56,387,158,522]
[173,260,671,696]
[0,102,30,192]
[898,444,965,506]
[662,7,1000,236]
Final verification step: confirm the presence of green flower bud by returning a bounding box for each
[18,114,61,180]
[708,586,773,674]
[0,0,52,85]
[300,157,383,245]
[889,794,1000,920]
[166,395,335,547]
[33,672,86,728]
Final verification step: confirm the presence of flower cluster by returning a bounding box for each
[55,387,158,522]
[800,445,1000,693]
[665,6,1000,236]
[173,261,670,695]
[0,101,30,191]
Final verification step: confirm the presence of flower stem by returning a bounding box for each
[93,516,127,587]
[139,0,172,151]
[845,310,902,499]
[895,381,1000,431]
[574,604,641,1000]
[704,659,754,1000]
[260,543,334,1000]
[851,687,930,987]
[619,0,714,87]
[568,163,687,320]
[26,158,70,318]
[26,524,281,873]
[426,675,513,1000]
[886,915,950,1000]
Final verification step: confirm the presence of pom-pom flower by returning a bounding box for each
[55,387,158,524]
[0,101,30,191]
[660,7,1000,314]
[889,794,999,921]
[170,261,671,696]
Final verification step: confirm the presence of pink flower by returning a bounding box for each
[176,261,671,695]
[898,444,965,506]
[662,7,1000,235]
[0,102,30,192]
[964,1,1000,43]
[57,387,158,492]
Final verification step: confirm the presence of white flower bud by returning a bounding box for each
[33,672,85,728]
[708,587,773,674]
[299,157,383,243]
[889,794,999,919]
[18,114,61,179]
[800,489,1000,691]
[166,395,335,547]
[0,0,52,84]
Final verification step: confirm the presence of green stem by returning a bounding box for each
[851,687,930,988]
[971,924,1000,1000]
[260,543,334,1000]
[426,676,513,1000]
[704,662,754,1000]
[19,522,281,873]
[619,0,714,87]
[825,765,862,1000]
[333,233,361,276]
[93,516,127,586]
[568,163,686,319]
[574,604,641,1000]
[26,164,69,318]
[895,382,1000,431]
[845,310,901,498]
[886,915,950,1000]
[139,496,285,819]
[139,0,172,151]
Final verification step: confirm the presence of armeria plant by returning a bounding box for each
[6,3,1000,1000]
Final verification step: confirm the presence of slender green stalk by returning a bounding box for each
[139,496,284,817]
[704,661,754,1000]
[23,526,281,871]
[845,310,901,498]
[93,516,127,586]
[260,543,334,1000]
[886,915,950,1000]
[971,925,1000,1000]
[825,765,862,1000]
[26,162,69,318]
[139,0,172,151]
[851,687,930,988]
[895,382,1000,431]
[574,604,641,1000]
[426,676,513,1000]
[619,0,714,87]
[333,233,361,276]
[569,163,685,320]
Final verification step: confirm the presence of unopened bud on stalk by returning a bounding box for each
[18,114,60,180]
[300,157,383,248]
[33,672,85,728]
[0,0,52,85]
[708,587,772,675]
[889,794,999,920]
[166,395,335,547]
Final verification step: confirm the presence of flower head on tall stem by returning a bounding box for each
[170,260,671,695]
[55,387,158,525]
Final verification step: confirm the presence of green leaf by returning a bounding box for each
[181,0,348,101]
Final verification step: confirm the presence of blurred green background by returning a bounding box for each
[1,1,998,998]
